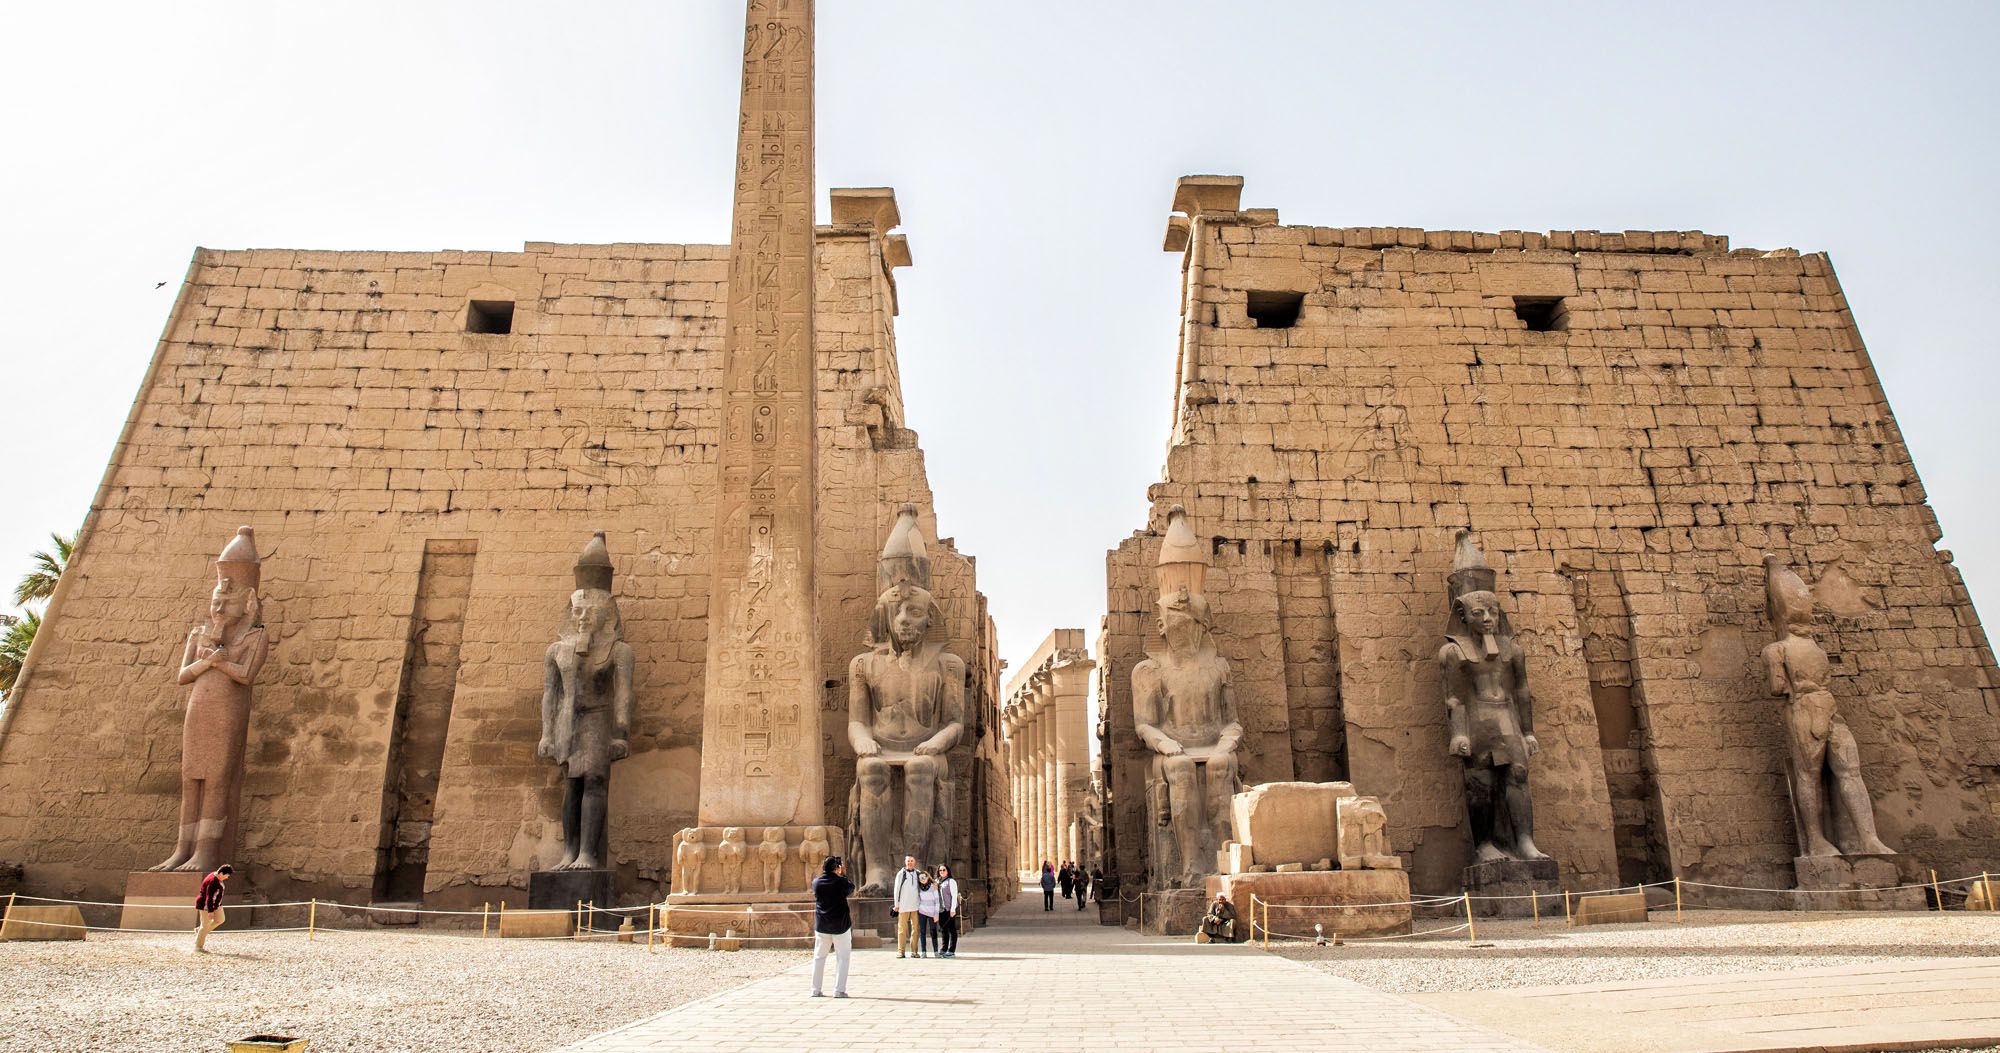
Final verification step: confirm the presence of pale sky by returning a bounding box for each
[3,1,1995,689]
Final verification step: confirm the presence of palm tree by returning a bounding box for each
[0,609,39,701]
[12,532,73,607]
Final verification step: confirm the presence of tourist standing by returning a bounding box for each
[915,871,941,958]
[935,863,961,957]
[1039,861,1056,910]
[192,864,231,952]
[892,854,923,958]
[1059,861,1075,900]
[1076,865,1090,910]
[810,855,853,998]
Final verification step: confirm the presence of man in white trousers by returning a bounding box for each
[810,855,854,998]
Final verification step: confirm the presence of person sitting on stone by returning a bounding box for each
[1199,892,1236,943]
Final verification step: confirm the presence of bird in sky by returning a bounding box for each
[154,281,167,289]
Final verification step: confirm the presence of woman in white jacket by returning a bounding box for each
[915,871,942,958]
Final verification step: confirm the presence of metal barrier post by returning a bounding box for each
[647,903,656,952]
[1462,892,1476,945]
[1986,872,1996,912]
[1530,889,1539,928]
[1262,898,1270,950]
[575,900,583,939]
[308,898,317,942]
[1674,877,1683,923]
[1931,870,1943,911]
[4,891,14,928]
[1562,889,1572,926]
[482,902,490,938]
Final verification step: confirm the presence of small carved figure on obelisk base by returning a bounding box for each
[1762,556,1895,857]
[847,504,967,896]
[152,527,270,873]
[538,532,634,871]
[673,829,705,894]
[1132,505,1243,891]
[1439,531,1550,864]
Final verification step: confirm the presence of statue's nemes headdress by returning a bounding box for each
[1155,504,1213,626]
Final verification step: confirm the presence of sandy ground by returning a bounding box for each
[1274,908,2000,994]
[0,927,800,1053]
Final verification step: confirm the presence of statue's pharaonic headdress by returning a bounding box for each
[1155,504,1212,626]
[1444,529,1511,656]
[216,525,262,590]
[872,503,938,645]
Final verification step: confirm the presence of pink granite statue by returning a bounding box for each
[151,527,269,873]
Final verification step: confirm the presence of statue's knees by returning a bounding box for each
[1463,766,1498,804]
[905,754,946,788]
[1504,765,1530,790]
[1207,755,1239,789]
[583,774,610,795]
[1160,754,1197,788]
[1825,726,1864,776]
[857,757,892,794]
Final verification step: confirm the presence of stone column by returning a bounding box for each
[1041,696,1058,866]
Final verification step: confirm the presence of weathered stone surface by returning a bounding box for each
[528,869,614,928]
[1104,176,2000,901]
[537,532,634,876]
[1137,888,1208,937]
[497,909,571,939]
[1571,891,1648,926]
[1207,869,1414,939]
[1337,796,1402,870]
[1795,853,1926,911]
[0,904,86,941]
[1463,857,1562,918]
[1228,781,1350,868]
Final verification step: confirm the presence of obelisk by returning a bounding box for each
[701,0,822,828]
[669,1,842,933]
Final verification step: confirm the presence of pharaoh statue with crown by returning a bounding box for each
[847,504,966,895]
[538,531,634,871]
[1762,555,1895,858]
[1132,505,1242,890]
[152,526,271,873]
[1438,530,1550,865]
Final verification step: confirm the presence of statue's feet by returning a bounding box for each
[148,852,192,872]
[1473,841,1511,864]
[554,856,596,872]
[1855,838,1895,856]
[1803,837,1841,858]
[858,881,887,897]
[1514,837,1551,862]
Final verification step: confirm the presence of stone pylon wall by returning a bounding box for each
[1105,181,2000,897]
[0,208,1010,909]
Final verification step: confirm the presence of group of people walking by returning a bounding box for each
[1037,860,1099,911]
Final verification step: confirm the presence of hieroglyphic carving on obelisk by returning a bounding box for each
[698,0,822,828]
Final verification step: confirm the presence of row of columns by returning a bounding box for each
[1002,633,1095,873]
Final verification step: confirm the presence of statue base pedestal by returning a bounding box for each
[1794,853,1925,911]
[1462,857,1561,918]
[121,871,253,933]
[529,870,615,930]
[1137,888,1208,937]
[852,895,895,938]
[1206,869,1413,941]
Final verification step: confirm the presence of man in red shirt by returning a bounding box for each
[194,864,232,952]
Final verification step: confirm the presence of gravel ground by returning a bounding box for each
[1275,909,2000,995]
[0,927,800,1053]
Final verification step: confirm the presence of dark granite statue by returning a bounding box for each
[538,532,634,871]
[1439,531,1549,864]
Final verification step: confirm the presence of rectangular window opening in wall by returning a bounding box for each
[1513,296,1568,332]
[466,299,515,334]
[1246,290,1304,329]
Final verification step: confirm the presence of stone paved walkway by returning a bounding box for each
[1426,956,2000,1053]
[555,889,1544,1053]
